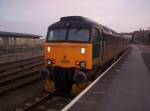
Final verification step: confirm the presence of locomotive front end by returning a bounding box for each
[41,18,94,95]
[45,43,92,69]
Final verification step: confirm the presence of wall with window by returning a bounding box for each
[9,38,16,45]
[0,36,42,47]
[15,38,37,45]
[2,37,9,46]
[0,38,2,46]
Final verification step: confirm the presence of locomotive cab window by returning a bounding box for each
[68,29,90,42]
[47,29,66,41]
[47,28,90,42]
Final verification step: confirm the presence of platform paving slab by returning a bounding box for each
[69,45,150,111]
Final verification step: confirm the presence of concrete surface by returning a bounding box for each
[70,45,150,111]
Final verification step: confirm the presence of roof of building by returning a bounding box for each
[0,31,42,39]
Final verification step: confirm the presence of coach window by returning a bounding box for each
[148,33,150,42]
[0,38,2,46]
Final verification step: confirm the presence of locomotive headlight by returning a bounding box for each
[80,61,86,68]
[47,59,52,65]
[81,48,85,54]
[47,47,51,53]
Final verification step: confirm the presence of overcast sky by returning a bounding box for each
[0,0,150,37]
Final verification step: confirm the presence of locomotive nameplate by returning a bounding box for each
[61,55,70,63]
[61,60,70,63]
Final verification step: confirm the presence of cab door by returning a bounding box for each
[92,28,102,65]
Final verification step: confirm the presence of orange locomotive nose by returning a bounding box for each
[45,43,92,69]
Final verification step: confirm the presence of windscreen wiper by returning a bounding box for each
[74,27,82,33]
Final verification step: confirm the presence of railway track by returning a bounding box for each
[0,56,44,95]
[0,56,43,73]
[16,90,73,111]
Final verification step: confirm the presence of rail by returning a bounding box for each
[0,56,44,95]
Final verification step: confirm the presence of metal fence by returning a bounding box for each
[0,45,43,56]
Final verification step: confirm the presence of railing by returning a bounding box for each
[0,44,43,56]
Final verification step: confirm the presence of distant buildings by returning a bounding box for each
[121,29,150,45]
[0,31,43,47]
[133,30,150,44]
[0,31,44,63]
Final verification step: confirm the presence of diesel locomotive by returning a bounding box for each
[41,16,129,95]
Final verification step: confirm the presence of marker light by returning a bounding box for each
[52,59,56,64]
[47,59,52,65]
[81,48,85,54]
[75,60,80,65]
[47,47,51,53]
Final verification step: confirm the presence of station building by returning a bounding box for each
[133,30,150,44]
[0,31,44,64]
[0,31,42,46]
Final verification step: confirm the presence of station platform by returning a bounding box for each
[63,45,150,111]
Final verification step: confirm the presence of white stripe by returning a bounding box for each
[61,50,128,111]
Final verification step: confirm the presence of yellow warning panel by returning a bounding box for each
[71,81,91,96]
[43,80,55,93]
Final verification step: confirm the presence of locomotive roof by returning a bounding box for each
[0,31,41,39]
[49,16,118,35]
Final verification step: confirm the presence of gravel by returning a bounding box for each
[0,80,43,111]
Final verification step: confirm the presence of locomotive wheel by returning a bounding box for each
[43,80,55,93]
[71,81,91,95]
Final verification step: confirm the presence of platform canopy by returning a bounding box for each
[0,31,41,39]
